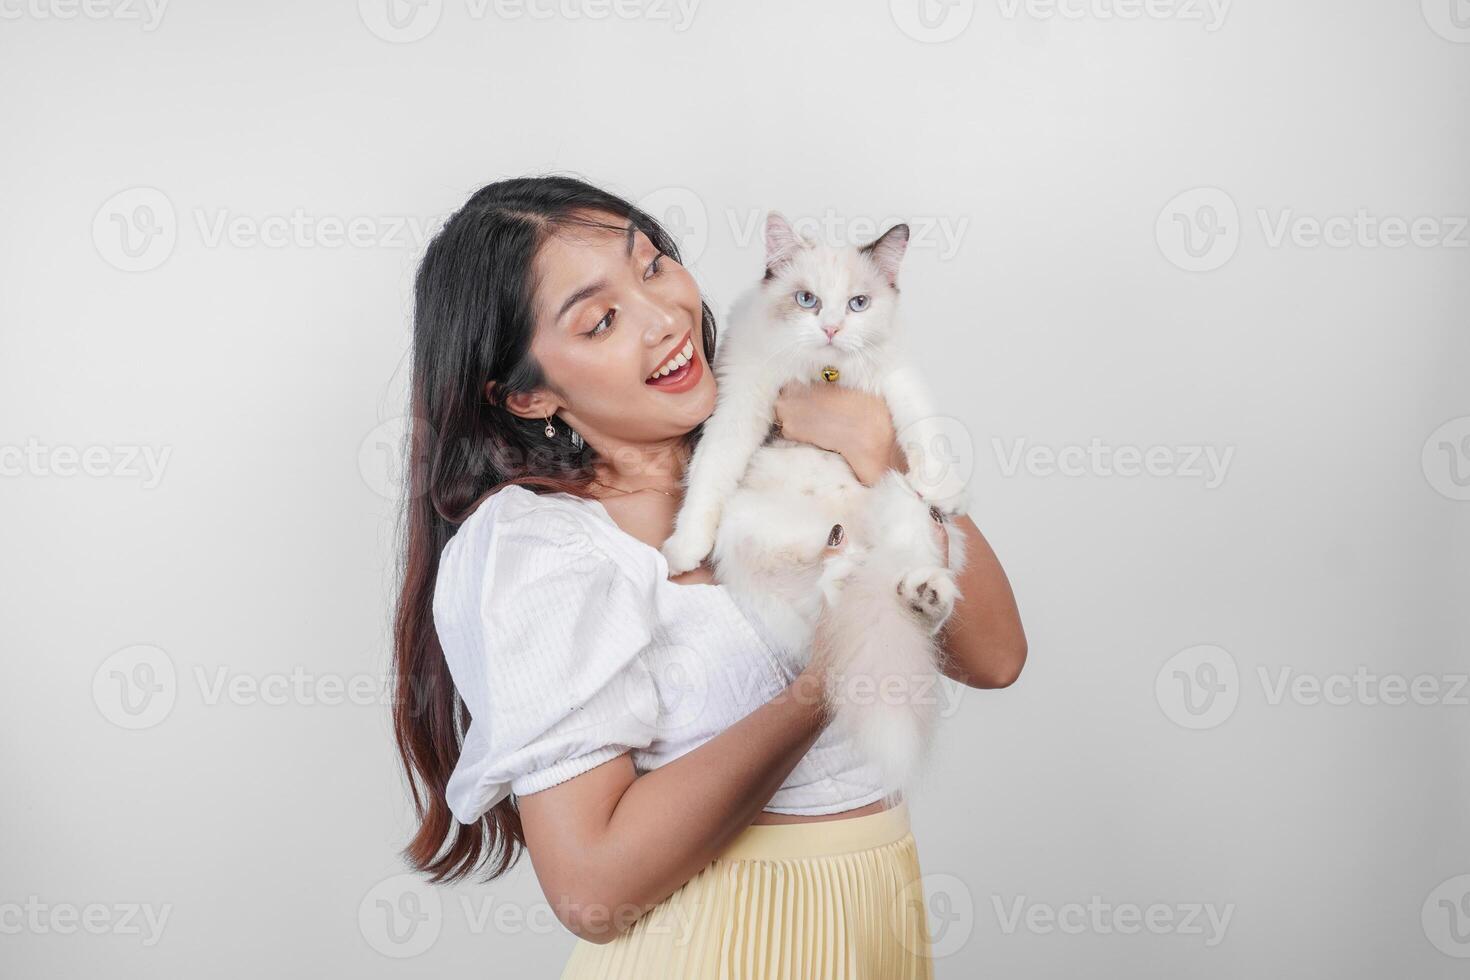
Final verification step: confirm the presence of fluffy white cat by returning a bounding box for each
[660,212,971,789]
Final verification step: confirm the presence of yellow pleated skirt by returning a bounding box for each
[559,800,934,979]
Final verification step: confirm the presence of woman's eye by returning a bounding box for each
[848,295,870,312]
[644,254,663,280]
[795,290,819,310]
[589,310,615,336]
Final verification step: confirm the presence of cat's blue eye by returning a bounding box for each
[848,295,871,312]
[795,290,819,310]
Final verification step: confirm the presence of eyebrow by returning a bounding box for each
[555,279,607,323]
[553,224,643,323]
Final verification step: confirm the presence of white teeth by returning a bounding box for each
[649,338,697,379]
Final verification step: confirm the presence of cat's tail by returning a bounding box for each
[814,558,943,792]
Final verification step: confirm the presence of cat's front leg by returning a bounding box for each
[879,362,972,517]
[817,534,868,606]
[661,385,779,574]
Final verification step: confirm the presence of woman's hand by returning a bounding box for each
[773,382,907,487]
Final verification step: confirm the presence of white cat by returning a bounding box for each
[660,212,971,789]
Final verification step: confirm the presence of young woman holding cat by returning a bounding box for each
[391,175,1027,978]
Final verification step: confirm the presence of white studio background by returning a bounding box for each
[2,2,1467,977]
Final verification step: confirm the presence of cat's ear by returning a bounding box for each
[764,212,801,274]
[862,223,910,287]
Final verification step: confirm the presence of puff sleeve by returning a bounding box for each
[434,497,662,824]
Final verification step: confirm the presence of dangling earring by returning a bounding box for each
[543,414,556,438]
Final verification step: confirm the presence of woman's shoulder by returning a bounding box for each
[442,482,658,587]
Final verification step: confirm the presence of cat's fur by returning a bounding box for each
[660,212,970,789]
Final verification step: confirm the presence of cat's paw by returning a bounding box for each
[920,485,970,519]
[897,566,960,634]
[660,523,716,575]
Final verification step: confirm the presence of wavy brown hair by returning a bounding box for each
[392,175,717,882]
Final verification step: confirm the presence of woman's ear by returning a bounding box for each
[489,382,557,421]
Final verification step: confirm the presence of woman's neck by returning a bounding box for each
[592,436,691,495]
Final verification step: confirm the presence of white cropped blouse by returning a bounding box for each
[434,483,894,823]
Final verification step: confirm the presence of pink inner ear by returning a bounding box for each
[765,213,801,268]
[864,224,910,285]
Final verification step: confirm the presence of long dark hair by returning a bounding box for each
[391,175,717,882]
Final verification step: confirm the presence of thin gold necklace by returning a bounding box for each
[590,478,680,500]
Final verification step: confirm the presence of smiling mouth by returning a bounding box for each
[646,331,697,385]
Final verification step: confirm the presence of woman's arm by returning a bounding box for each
[773,382,1028,689]
[931,514,1027,688]
[517,671,831,944]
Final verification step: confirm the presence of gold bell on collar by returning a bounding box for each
[819,366,841,383]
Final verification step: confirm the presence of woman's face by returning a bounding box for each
[523,213,716,451]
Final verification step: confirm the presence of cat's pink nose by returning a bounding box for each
[822,324,842,341]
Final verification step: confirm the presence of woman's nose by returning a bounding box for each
[639,295,680,344]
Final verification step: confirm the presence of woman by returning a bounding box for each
[391,175,1027,977]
